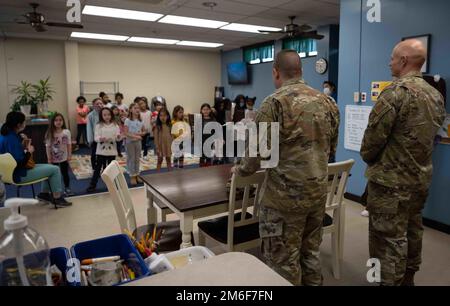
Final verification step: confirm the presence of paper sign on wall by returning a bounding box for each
[371,81,392,102]
[344,105,373,152]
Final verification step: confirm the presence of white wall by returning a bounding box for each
[0,38,221,134]
[0,38,68,122]
[0,39,9,122]
[78,43,221,114]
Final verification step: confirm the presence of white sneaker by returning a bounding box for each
[361,209,369,217]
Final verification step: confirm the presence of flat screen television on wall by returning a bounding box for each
[227,62,249,85]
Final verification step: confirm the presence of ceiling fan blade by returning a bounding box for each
[34,24,47,32]
[258,30,284,34]
[289,31,324,40]
[298,24,312,31]
[45,22,83,29]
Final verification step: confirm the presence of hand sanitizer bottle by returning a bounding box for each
[0,198,51,286]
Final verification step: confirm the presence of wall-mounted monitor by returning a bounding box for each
[227,62,249,85]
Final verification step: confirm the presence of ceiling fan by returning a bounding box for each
[15,2,83,32]
[258,16,324,40]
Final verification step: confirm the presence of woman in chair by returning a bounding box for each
[0,111,71,207]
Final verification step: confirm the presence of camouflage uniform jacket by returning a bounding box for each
[236,78,340,212]
[361,71,446,191]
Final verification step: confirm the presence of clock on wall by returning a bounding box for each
[315,58,328,75]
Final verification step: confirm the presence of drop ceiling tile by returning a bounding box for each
[230,0,293,8]
[182,0,270,15]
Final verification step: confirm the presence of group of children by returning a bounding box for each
[43,92,258,195]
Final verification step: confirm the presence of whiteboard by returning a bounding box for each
[344,105,373,152]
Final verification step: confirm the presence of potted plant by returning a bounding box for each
[33,77,55,115]
[10,81,36,116]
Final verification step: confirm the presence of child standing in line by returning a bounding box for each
[45,113,73,196]
[171,106,189,169]
[115,92,128,113]
[154,108,173,172]
[76,96,89,147]
[150,100,163,155]
[138,97,152,161]
[111,106,123,158]
[245,97,257,122]
[87,108,122,193]
[200,103,216,167]
[124,103,145,185]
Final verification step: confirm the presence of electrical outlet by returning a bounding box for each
[361,92,367,103]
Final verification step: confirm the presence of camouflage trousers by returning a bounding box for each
[259,203,325,286]
[367,181,428,286]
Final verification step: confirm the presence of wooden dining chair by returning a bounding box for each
[197,170,266,252]
[323,159,355,279]
[101,160,191,253]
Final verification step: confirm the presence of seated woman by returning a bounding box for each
[0,112,71,207]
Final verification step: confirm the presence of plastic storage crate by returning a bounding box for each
[70,234,150,286]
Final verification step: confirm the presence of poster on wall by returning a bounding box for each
[437,114,450,144]
[344,105,373,152]
[371,81,392,102]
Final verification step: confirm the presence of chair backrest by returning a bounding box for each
[101,160,137,234]
[227,170,267,248]
[0,153,18,184]
[326,159,355,213]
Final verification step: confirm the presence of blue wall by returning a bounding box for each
[221,25,338,107]
[338,0,450,225]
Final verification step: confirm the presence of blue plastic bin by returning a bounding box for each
[50,247,78,286]
[70,234,150,286]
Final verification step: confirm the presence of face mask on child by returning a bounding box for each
[323,87,332,96]
[240,102,245,108]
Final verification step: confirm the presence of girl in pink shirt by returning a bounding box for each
[76,96,89,146]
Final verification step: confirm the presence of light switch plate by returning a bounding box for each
[354,92,360,103]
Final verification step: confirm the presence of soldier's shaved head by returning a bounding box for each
[273,50,303,89]
[390,39,427,78]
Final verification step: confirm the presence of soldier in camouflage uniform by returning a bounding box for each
[361,39,445,286]
[233,50,340,286]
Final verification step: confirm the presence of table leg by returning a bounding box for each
[146,187,158,225]
[179,212,193,249]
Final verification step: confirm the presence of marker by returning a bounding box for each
[81,256,120,265]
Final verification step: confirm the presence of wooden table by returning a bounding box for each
[124,252,291,286]
[140,165,232,249]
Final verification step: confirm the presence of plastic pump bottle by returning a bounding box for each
[0,198,51,286]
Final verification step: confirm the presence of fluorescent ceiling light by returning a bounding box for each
[71,32,129,41]
[309,51,318,56]
[128,37,179,45]
[220,23,281,34]
[82,5,163,22]
[176,41,223,48]
[158,15,228,29]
